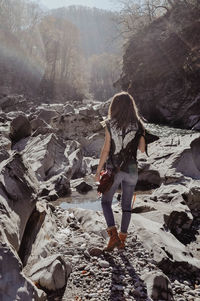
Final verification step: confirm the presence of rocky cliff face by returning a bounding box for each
[120,3,200,130]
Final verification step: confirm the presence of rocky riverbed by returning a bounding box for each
[0,94,200,301]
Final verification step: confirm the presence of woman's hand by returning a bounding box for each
[94,171,101,182]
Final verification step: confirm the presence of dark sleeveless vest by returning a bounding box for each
[105,119,144,172]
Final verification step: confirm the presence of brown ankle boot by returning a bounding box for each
[104,226,121,252]
[118,232,128,249]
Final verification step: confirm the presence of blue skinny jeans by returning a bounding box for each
[101,169,138,233]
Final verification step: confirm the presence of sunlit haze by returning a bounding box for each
[38,0,118,10]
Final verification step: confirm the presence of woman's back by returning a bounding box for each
[108,119,139,155]
[105,118,143,171]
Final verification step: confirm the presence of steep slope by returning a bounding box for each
[120,3,200,129]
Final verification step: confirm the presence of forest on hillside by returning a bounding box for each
[0,0,199,104]
[0,1,122,101]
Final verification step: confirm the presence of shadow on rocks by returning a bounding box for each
[41,285,66,301]
[103,251,148,301]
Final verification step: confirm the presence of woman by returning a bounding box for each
[95,92,146,252]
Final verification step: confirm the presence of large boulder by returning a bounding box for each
[65,141,84,178]
[68,208,107,234]
[190,136,200,172]
[30,118,49,131]
[64,140,81,156]
[137,163,162,190]
[0,94,31,114]
[12,133,72,200]
[51,109,102,141]
[0,134,11,162]
[32,127,57,137]
[19,201,58,267]
[0,245,46,301]
[9,114,32,144]
[68,148,84,178]
[142,271,174,301]
[81,157,99,175]
[63,104,75,114]
[130,185,194,244]
[138,133,200,183]
[39,173,71,201]
[0,149,10,162]
[172,148,200,179]
[80,133,104,157]
[183,185,200,211]
[0,120,10,139]
[13,133,71,182]
[130,213,200,277]
[149,184,188,203]
[29,255,72,291]
[36,108,59,125]
[0,135,11,151]
[0,153,39,251]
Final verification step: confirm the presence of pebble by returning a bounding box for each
[78,264,86,270]
[102,271,109,277]
[64,249,75,256]
[83,250,91,259]
[72,255,81,264]
[98,260,110,268]
[175,287,184,294]
[84,233,91,240]
[87,293,98,298]
[138,260,146,267]
[112,284,124,291]
[188,290,196,296]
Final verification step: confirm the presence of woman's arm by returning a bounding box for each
[95,127,111,182]
[138,136,145,153]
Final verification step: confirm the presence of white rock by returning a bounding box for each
[29,254,71,291]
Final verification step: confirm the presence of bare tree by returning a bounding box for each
[39,16,86,100]
[0,0,44,95]
[112,0,173,38]
[89,53,122,100]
